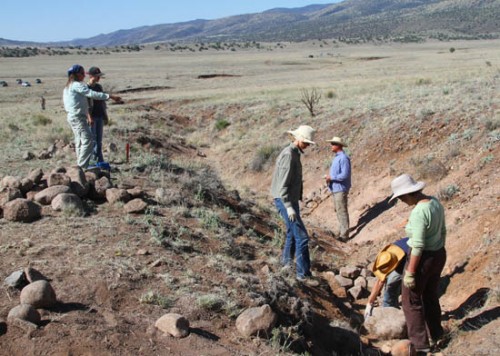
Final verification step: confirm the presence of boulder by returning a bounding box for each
[106,188,130,204]
[34,185,72,205]
[51,193,84,214]
[93,176,112,199]
[348,285,364,300]
[24,267,48,283]
[391,339,413,356]
[19,178,34,194]
[7,304,41,325]
[66,166,89,197]
[236,304,277,338]
[1,176,21,189]
[155,313,190,338]
[0,187,23,207]
[354,276,367,289]
[47,173,71,187]
[324,271,348,298]
[335,275,354,288]
[124,198,148,214]
[364,307,407,340]
[3,199,42,223]
[27,168,44,184]
[4,270,27,289]
[20,280,57,308]
[127,187,144,199]
[340,266,361,279]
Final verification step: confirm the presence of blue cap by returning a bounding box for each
[67,64,83,76]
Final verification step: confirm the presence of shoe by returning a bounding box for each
[96,161,111,171]
[296,276,320,287]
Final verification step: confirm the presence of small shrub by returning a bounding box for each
[250,145,281,172]
[214,118,230,131]
[196,294,225,311]
[139,291,174,309]
[326,90,337,99]
[32,114,52,126]
[416,78,432,86]
[438,185,459,201]
[449,47,455,53]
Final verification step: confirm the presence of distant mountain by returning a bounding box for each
[1,0,499,47]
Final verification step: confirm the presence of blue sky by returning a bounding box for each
[1,1,341,42]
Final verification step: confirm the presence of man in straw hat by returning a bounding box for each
[364,238,410,319]
[389,174,447,355]
[324,136,351,242]
[271,125,319,287]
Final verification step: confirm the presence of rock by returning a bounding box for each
[4,270,27,288]
[51,193,84,214]
[324,271,348,298]
[47,173,71,187]
[20,280,57,308]
[106,188,131,204]
[364,307,407,340]
[0,187,23,207]
[366,277,378,290]
[1,176,21,189]
[27,168,44,184]
[354,276,367,289]
[155,313,190,338]
[66,166,89,197]
[236,304,277,338]
[23,151,35,161]
[335,275,354,288]
[38,150,51,159]
[93,176,113,199]
[3,199,42,223]
[24,267,48,283]
[348,285,364,300]
[340,266,361,279]
[360,268,373,278]
[391,339,413,356]
[127,187,144,199]
[19,178,34,194]
[7,304,41,325]
[34,185,72,205]
[124,198,148,214]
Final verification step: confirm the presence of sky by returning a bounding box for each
[1,0,342,43]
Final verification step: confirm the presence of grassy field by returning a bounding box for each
[0,39,498,355]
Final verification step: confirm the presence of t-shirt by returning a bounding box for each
[88,83,106,117]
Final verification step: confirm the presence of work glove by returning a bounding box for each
[286,207,297,222]
[364,303,374,320]
[403,271,416,290]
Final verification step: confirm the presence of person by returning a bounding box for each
[364,238,410,319]
[63,64,121,169]
[87,66,110,164]
[324,136,351,242]
[271,125,318,287]
[389,174,447,355]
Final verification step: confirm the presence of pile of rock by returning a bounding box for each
[4,268,57,330]
[323,265,378,301]
[0,165,148,222]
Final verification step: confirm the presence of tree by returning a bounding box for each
[300,88,322,117]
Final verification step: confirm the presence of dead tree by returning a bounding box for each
[301,88,321,117]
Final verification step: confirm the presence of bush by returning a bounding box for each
[214,118,230,131]
[326,90,337,99]
[449,47,456,53]
[438,185,459,201]
[32,114,52,126]
[250,145,281,172]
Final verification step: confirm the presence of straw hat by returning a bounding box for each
[287,125,316,144]
[389,174,426,203]
[325,136,348,147]
[372,244,406,281]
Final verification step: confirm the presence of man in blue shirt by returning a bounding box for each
[325,136,351,242]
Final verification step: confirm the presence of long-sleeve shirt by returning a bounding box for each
[271,143,303,209]
[63,81,109,119]
[328,151,351,193]
[405,197,446,257]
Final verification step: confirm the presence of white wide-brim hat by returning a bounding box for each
[287,125,316,145]
[389,174,426,203]
[325,136,348,147]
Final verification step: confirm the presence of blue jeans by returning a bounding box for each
[383,270,402,308]
[91,115,104,163]
[274,198,311,278]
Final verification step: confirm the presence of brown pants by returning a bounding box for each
[402,248,446,350]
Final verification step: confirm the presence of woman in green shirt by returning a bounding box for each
[389,174,447,355]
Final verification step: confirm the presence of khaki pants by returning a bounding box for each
[333,191,350,239]
[67,115,94,169]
